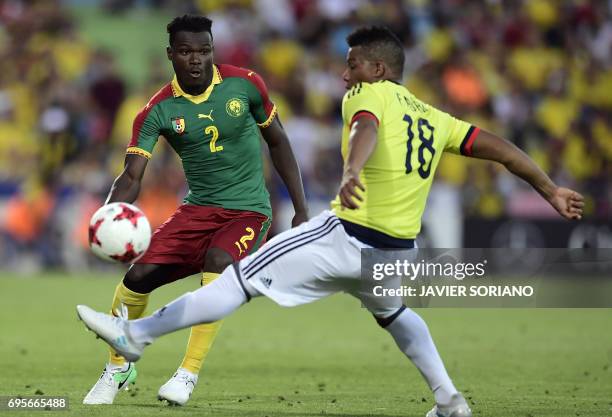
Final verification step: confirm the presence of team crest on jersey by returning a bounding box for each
[171,117,185,134]
[226,98,245,117]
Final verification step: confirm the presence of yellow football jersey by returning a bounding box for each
[331,80,478,239]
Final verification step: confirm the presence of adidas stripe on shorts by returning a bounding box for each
[233,210,412,316]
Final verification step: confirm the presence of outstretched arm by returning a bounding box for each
[261,118,309,226]
[469,130,584,220]
[338,117,378,210]
[105,154,148,204]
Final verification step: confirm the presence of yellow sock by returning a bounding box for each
[180,272,223,374]
[108,282,150,366]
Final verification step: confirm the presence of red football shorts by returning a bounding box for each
[137,204,270,271]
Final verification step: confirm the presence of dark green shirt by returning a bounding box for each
[127,64,277,218]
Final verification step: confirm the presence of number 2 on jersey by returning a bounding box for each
[205,125,223,153]
[402,115,435,179]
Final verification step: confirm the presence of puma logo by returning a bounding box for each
[198,110,214,122]
[247,71,254,77]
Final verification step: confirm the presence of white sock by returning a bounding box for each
[385,308,458,405]
[129,267,251,344]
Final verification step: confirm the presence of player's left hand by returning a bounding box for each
[291,210,309,227]
[548,187,584,220]
[338,169,365,210]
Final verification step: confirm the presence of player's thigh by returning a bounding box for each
[208,211,270,262]
[139,205,217,265]
[238,211,361,306]
[347,276,404,319]
[348,248,418,317]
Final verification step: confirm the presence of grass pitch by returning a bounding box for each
[0,273,610,417]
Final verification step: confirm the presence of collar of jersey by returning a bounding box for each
[171,65,222,104]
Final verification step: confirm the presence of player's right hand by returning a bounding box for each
[548,187,584,220]
[338,169,365,210]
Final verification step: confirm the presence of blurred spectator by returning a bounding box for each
[86,48,126,145]
[442,49,488,110]
[1,176,59,270]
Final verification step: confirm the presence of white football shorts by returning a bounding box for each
[234,210,413,316]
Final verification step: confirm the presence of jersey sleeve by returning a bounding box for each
[435,108,480,156]
[245,71,277,128]
[126,104,162,159]
[342,82,384,127]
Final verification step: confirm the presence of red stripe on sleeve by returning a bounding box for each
[218,64,274,117]
[350,111,379,128]
[128,84,173,147]
[463,126,480,156]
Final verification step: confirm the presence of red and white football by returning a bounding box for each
[88,202,151,263]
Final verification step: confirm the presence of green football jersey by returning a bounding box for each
[127,64,277,218]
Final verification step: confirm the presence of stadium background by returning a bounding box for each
[0,0,610,272]
[0,2,610,416]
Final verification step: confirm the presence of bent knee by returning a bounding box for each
[204,248,234,273]
[125,264,150,283]
[373,305,406,328]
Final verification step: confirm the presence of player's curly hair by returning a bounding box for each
[167,15,213,45]
[346,26,404,76]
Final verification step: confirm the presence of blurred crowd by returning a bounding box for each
[0,0,610,271]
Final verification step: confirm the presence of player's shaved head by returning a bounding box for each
[167,15,213,46]
[346,26,404,77]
